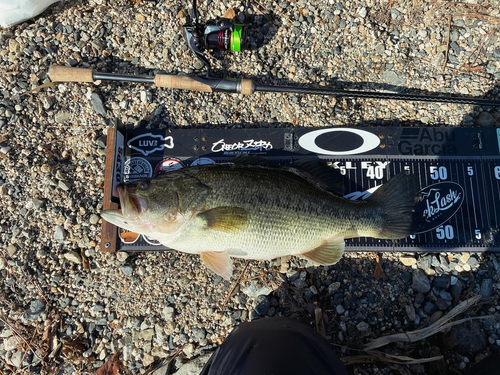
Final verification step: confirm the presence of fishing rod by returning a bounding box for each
[47,65,500,106]
[47,0,500,107]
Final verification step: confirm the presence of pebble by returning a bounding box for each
[356,321,369,332]
[480,279,494,298]
[405,304,416,321]
[336,305,345,314]
[451,281,463,300]
[400,256,417,267]
[116,252,129,262]
[475,112,496,128]
[253,295,270,316]
[411,269,431,293]
[424,302,438,315]
[64,251,82,264]
[89,214,100,225]
[433,276,451,289]
[91,93,107,116]
[55,111,72,123]
[121,265,133,276]
[0,146,11,154]
[382,71,405,86]
[54,225,65,242]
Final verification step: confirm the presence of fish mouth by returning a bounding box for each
[117,185,147,219]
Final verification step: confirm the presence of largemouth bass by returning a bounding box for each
[101,160,417,280]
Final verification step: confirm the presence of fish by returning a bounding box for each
[101,159,417,280]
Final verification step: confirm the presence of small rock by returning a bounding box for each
[143,353,155,367]
[480,279,493,298]
[64,251,82,264]
[253,295,270,316]
[433,276,451,289]
[192,327,206,342]
[328,282,341,294]
[459,253,470,264]
[439,291,453,301]
[3,335,21,351]
[401,271,412,284]
[475,112,496,128]
[436,299,451,310]
[135,329,154,341]
[0,146,11,154]
[89,214,100,225]
[411,269,431,293]
[116,252,129,262]
[424,302,438,315]
[7,245,17,256]
[121,265,133,276]
[356,321,369,332]
[54,111,72,123]
[400,256,417,266]
[414,293,425,306]
[406,304,416,321]
[96,135,107,148]
[32,199,44,210]
[163,306,174,322]
[417,256,432,271]
[336,305,345,314]
[9,351,23,367]
[135,13,146,22]
[91,93,107,116]
[183,343,195,358]
[382,70,405,86]
[450,276,458,286]
[357,7,367,18]
[58,180,71,191]
[54,226,65,242]
[450,281,463,300]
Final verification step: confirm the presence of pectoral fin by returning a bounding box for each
[200,251,233,280]
[198,207,248,233]
[298,236,345,265]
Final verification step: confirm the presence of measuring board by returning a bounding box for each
[101,126,500,253]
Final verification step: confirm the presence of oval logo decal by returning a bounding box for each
[412,182,465,234]
[298,128,381,155]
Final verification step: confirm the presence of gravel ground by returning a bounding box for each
[1,0,500,374]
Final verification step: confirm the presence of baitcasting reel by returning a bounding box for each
[183,0,246,76]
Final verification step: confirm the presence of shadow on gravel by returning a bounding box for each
[209,251,499,375]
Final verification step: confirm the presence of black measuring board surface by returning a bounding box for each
[105,126,500,253]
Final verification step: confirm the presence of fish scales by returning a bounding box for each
[101,162,416,279]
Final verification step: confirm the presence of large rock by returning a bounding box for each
[411,269,431,293]
[440,320,487,355]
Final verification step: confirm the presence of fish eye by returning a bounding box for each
[138,181,149,190]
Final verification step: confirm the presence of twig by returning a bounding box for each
[443,15,452,73]
[343,352,444,365]
[0,316,41,360]
[446,2,489,11]
[452,12,500,22]
[18,329,38,371]
[364,295,483,350]
[241,273,266,283]
[221,261,250,309]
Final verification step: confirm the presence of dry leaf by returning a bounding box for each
[373,254,386,280]
[314,308,326,337]
[222,8,236,19]
[95,352,121,375]
[81,249,90,271]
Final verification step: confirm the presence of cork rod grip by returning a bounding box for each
[155,75,213,92]
[48,66,94,83]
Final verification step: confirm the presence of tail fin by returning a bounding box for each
[368,172,418,239]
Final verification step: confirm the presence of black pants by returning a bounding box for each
[200,317,348,375]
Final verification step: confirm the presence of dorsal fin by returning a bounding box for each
[285,158,345,196]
